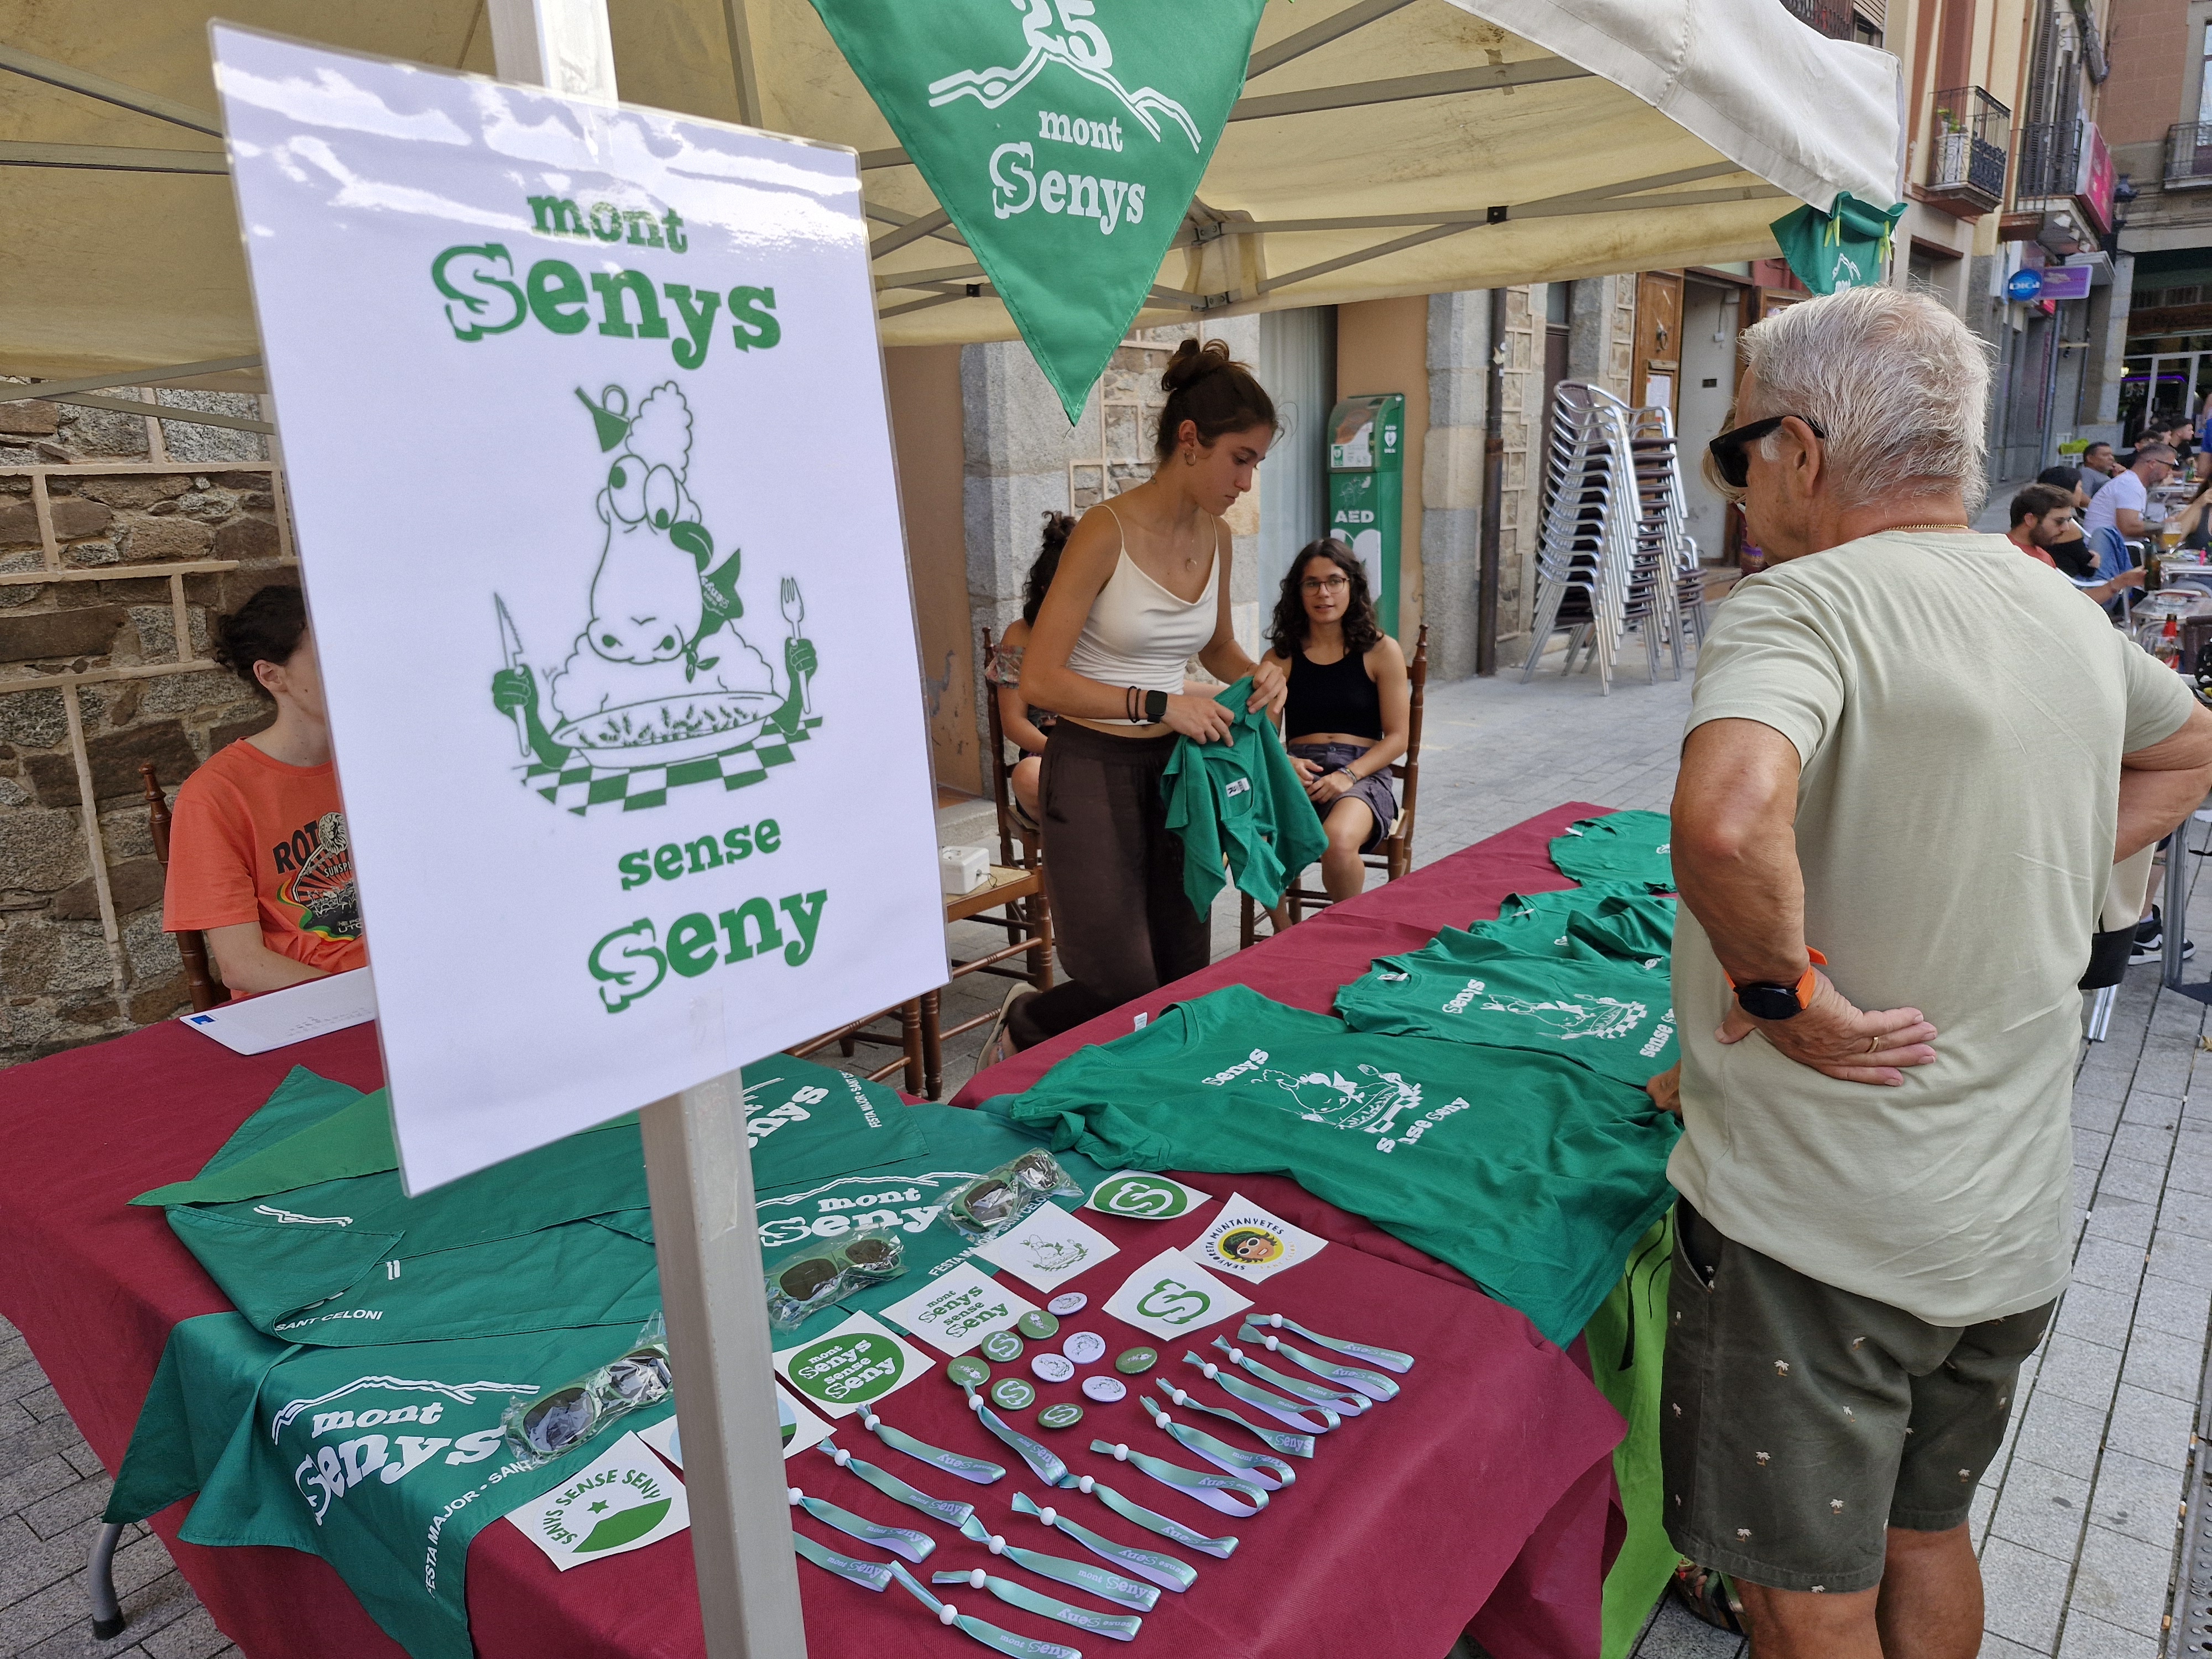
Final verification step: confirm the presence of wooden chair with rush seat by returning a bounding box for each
[1239,623,1429,948]
[786,629,1053,1099]
[141,761,228,1014]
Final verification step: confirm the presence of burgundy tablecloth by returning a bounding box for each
[0,802,1624,1659]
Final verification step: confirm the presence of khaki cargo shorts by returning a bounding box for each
[1659,1198,2055,1594]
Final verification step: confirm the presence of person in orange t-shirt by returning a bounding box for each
[164,585,366,994]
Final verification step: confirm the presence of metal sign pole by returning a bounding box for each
[486,5,808,1653]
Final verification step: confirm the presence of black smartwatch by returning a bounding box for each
[1144,689,1169,723]
[1726,948,1827,1021]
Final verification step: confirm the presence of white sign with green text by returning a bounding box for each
[214,28,944,1188]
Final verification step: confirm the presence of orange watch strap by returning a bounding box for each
[1729,947,1827,1006]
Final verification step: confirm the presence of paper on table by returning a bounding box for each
[876,1263,1037,1356]
[179,968,377,1056]
[1102,1249,1253,1340]
[507,1431,689,1570]
[1082,1170,1214,1221]
[1187,1193,1328,1284]
[975,1202,1120,1293]
[773,1312,928,1417]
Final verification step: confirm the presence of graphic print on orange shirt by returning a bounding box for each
[275,811,361,944]
[163,739,367,977]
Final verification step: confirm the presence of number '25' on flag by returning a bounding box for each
[810,0,1267,421]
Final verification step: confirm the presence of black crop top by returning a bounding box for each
[1283,645,1383,740]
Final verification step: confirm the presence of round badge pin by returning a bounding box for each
[1082,1375,1127,1404]
[1037,1402,1084,1431]
[1061,1331,1107,1366]
[1030,1353,1075,1385]
[1046,1292,1088,1316]
[1113,1347,1159,1375]
[980,1330,1025,1364]
[989,1377,1036,1411]
[1016,1310,1060,1340]
[946,1357,991,1390]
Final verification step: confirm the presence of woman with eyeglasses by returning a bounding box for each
[1261,538,1410,901]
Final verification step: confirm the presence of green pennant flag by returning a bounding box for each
[1767,190,1907,296]
[812,0,1267,421]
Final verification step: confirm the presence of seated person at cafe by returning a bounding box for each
[2083,441,2177,577]
[2009,483,2143,604]
[164,585,367,995]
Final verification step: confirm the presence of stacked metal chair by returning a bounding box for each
[1524,384,1666,691]
[1619,402,1709,672]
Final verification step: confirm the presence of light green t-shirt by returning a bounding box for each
[1672,531,2196,1324]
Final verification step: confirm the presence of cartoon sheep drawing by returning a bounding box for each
[491,382,816,776]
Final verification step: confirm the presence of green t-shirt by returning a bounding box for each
[1548,810,1674,889]
[1161,676,1329,914]
[1335,927,1677,1088]
[1674,531,2198,1324]
[1472,884,1676,963]
[993,984,1679,1346]
[134,1057,923,1347]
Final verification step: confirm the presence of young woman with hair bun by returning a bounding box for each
[999,337,1283,1051]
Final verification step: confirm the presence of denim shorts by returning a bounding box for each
[1286,742,1398,853]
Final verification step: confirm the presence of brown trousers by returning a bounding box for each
[1007,719,1209,1049]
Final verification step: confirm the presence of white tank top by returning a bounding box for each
[1066,504,1219,696]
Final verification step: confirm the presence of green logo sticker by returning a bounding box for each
[782,1331,911,1410]
[981,1329,1025,1363]
[990,1377,1036,1411]
[1091,1175,1194,1218]
[1037,1402,1083,1431]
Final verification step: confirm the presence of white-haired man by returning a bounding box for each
[1647,286,2212,1658]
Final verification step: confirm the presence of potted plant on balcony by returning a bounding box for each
[1934,107,1970,188]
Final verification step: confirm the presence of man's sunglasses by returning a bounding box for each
[1707,414,1828,491]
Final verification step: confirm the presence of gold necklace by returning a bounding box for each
[1885,523,1974,534]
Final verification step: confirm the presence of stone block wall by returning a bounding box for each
[0,387,289,1070]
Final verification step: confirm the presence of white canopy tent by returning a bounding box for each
[0,5,1903,1655]
[0,0,1903,390]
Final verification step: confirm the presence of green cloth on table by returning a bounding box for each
[134,1055,922,1347]
[1335,927,1677,1088]
[1584,1215,1677,1659]
[990,983,1679,1347]
[108,1067,1078,1659]
[1161,675,1329,915]
[107,1311,666,1659]
[1547,810,1675,890]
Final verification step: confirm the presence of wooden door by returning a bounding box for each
[1633,271,1684,415]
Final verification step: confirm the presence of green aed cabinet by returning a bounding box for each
[1326,394,1405,637]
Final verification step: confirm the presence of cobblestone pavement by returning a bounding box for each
[9,640,2198,1657]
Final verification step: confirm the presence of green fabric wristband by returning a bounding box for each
[1235,1318,1401,1400]
[1086,1436,1269,1518]
[1010,1489,1198,1593]
[932,1566,1144,1643]
[859,1408,1006,1485]
[816,1438,974,1528]
[955,1511,1161,1612]
[787,1485,934,1563]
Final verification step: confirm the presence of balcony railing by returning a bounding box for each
[2167,122,2212,187]
[2016,120,2080,202]
[1778,0,1853,39]
[1924,87,2011,214]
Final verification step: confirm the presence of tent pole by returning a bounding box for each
[1477,287,1505,676]
[486,7,806,1656]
